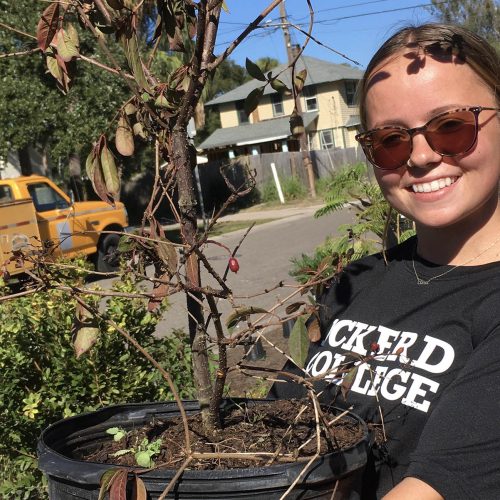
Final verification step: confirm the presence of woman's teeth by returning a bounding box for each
[411,177,456,193]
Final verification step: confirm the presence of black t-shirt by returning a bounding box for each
[271,237,500,499]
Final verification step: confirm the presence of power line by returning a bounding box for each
[312,2,445,24]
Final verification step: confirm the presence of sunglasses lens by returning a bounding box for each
[426,110,477,155]
[368,129,411,170]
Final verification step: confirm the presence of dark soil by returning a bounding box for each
[81,400,364,470]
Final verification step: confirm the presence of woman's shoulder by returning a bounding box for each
[341,237,415,278]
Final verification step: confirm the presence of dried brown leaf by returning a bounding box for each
[307,316,321,343]
[132,476,147,500]
[156,239,178,272]
[109,469,128,500]
[285,302,305,315]
[37,2,60,51]
[73,327,100,359]
[294,69,307,95]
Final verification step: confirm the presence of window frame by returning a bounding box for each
[0,185,13,204]
[303,85,318,112]
[27,182,69,212]
[271,93,284,117]
[344,80,357,106]
[235,100,249,124]
[319,129,335,150]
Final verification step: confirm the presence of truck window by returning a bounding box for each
[0,186,12,204]
[27,183,69,212]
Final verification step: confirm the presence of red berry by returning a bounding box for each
[370,342,380,353]
[229,257,239,273]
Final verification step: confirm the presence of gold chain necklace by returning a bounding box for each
[412,235,500,285]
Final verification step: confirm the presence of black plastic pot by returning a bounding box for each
[38,400,369,499]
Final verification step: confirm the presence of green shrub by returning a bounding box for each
[281,176,308,200]
[0,268,194,499]
[290,163,415,284]
[259,176,308,203]
[314,175,335,198]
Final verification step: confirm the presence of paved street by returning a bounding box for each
[154,204,356,337]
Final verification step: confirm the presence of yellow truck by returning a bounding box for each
[0,175,129,279]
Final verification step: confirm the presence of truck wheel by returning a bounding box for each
[96,233,121,273]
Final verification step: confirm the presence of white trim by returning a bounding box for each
[236,134,288,146]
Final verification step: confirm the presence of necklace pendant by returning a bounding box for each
[416,277,430,285]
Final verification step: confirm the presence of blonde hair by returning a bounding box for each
[357,23,500,130]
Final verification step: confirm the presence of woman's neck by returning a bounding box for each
[415,200,500,266]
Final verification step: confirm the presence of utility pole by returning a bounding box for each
[279,1,316,197]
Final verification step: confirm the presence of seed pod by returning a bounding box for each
[133,122,147,139]
[229,257,239,273]
[100,143,120,199]
[124,102,137,115]
[115,114,134,157]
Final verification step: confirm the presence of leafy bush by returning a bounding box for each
[0,268,195,499]
[259,176,308,203]
[290,163,415,284]
[314,175,335,198]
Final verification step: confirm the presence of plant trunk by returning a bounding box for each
[172,125,215,432]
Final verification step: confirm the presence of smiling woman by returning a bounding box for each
[272,22,500,500]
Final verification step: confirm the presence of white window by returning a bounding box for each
[271,94,284,116]
[303,85,318,111]
[320,129,335,149]
[344,80,357,106]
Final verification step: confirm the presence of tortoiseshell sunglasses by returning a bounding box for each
[356,106,499,170]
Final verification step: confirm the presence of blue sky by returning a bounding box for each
[216,0,437,69]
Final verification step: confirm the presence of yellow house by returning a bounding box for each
[199,56,363,160]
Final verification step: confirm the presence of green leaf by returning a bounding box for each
[45,50,62,81]
[100,143,121,199]
[221,1,229,13]
[135,450,153,468]
[117,235,134,253]
[121,32,152,92]
[341,366,359,400]
[289,316,309,368]
[55,28,79,62]
[244,86,264,116]
[245,58,266,81]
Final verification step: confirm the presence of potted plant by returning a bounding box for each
[4,1,371,498]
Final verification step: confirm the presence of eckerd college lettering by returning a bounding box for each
[306,319,455,413]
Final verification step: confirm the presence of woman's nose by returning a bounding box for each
[407,132,443,169]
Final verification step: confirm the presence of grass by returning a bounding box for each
[164,218,277,243]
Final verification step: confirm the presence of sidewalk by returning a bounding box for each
[161,201,326,232]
